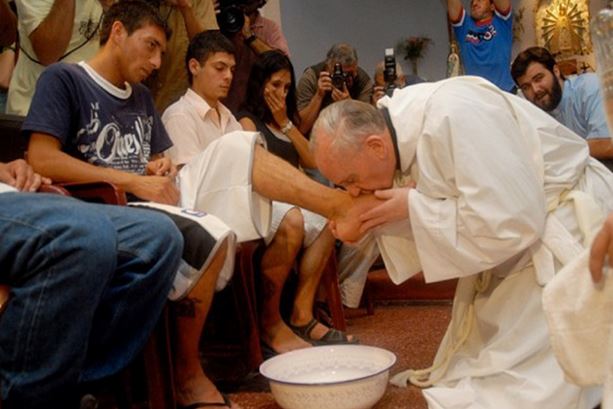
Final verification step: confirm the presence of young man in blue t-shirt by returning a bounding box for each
[447,0,515,92]
[23,2,238,408]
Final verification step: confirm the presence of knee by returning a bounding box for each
[278,208,305,245]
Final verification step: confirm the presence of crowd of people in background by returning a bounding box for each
[1,0,613,408]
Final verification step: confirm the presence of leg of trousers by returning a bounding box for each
[0,193,182,408]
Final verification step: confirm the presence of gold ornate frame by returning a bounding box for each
[535,0,592,58]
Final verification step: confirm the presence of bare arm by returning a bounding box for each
[169,0,205,40]
[447,0,463,21]
[587,138,613,160]
[28,133,179,204]
[241,15,273,55]
[0,0,16,47]
[297,70,331,134]
[29,0,76,65]
[493,0,511,13]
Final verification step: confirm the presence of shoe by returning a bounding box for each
[289,318,358,346]
[177,393,232,408]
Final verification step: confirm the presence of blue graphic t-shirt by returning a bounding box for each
[453,7,514,92]
[23,62,172,175]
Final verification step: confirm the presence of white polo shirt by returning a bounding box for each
[162,88,242,166]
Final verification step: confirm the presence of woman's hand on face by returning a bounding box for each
[264,87,289,128]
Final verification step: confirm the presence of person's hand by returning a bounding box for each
[316,70,333,98]
[146,157,177,178]
[129,175,180,205]
[359,186,414,233]
[329,193,383,243]
[241,14,253,40]
[589,212,613,283]
[0,159,51,192]
[331,81,350,102]
[264,86,289,128]
[371,85,386,104]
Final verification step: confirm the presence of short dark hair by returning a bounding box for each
[511,46,564,84]
[99,0,171,46]
[185,30,235,85]
[242,50,301,127]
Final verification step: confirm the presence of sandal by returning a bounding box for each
[289,318,358,346]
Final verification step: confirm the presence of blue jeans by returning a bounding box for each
[0,193,183,408]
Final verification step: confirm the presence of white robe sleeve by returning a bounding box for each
[409,85,547,282]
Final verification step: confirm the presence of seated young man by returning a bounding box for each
[24,2,237,408]
[164,32,351,354]
[0,159,181,409]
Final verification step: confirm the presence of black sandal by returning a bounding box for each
[289,318,358,346]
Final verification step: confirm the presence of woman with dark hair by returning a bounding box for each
[239,50,354,353]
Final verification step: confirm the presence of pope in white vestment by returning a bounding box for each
[310,76,613,408]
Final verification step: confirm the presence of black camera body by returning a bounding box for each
[217,0,247,35]
[331,63,346,90]
[383,48,397,97]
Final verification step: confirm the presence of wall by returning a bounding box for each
[280,0,450,81]
[276,0,609,82]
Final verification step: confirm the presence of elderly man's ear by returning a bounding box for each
[364,134,389,159]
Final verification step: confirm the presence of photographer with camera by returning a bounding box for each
[217,0,290,113]
[146,0,219,111]
[371,49,408,104]
[296,43,373,135]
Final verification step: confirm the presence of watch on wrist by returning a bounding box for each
[281,120,294,135]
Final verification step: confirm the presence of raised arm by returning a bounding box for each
[168,0,206,40]
[493,0,511,13]
[447,0,463,21]
[28,133,179,204]
[0,0,17,47]
[28,0,76,65]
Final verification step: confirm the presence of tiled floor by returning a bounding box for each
[226,302,452,409]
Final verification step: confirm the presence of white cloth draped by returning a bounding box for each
[375,76,613,408]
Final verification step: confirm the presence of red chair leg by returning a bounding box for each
[319,253,347,332]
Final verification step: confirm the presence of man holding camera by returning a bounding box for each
[218,0,289,113]
[296,42,373,135]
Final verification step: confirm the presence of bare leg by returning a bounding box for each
[172,240,240,409]
[260,208,311,353]
[290,227,344,340]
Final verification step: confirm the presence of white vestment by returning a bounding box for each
[377,76,613,408]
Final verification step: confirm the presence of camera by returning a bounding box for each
[331,63,346,90]
[383,48,397,97]
[217,0,247,35]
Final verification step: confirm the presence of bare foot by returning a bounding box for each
[174,367,242,409]
[262,321,312,353]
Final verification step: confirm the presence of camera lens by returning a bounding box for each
[217,4,245,35]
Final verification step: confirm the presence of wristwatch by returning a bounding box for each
[281,120,294,135]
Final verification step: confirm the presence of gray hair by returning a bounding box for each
[325,43,358,66]
[311,100,386,154]
[374,61,404,79]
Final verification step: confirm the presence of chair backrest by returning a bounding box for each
[0,114,27,163]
